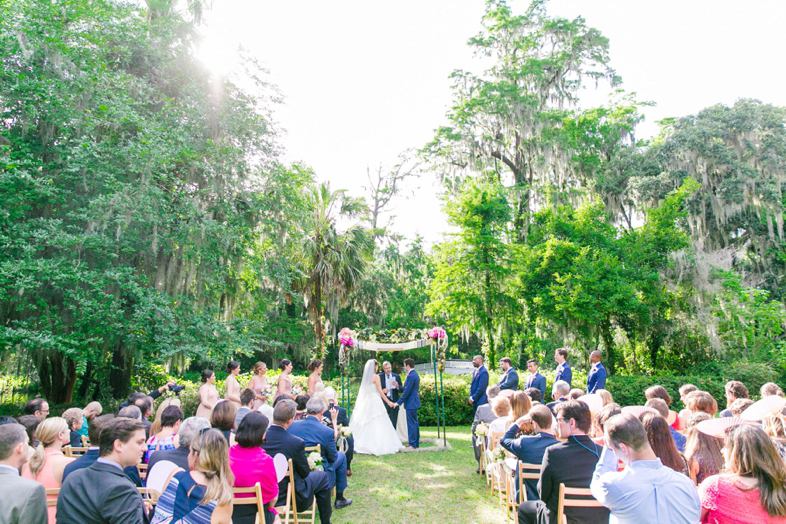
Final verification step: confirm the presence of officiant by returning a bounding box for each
[379,361,404,428]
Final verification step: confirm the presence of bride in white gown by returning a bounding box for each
[350,359,403,455]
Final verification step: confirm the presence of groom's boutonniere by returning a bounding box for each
[307,451,323,471]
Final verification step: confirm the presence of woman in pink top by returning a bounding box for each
[225,360,242,409]
[196,369,219,419]
[248,361,269,410]
[21,417,75,523]
[229,412,279,524]
[699,424,786,523]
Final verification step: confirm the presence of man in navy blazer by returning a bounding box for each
[288,397,352,509]
[262,400,333,524]
[324,387,354,475]
[396,358,420,449]
[379,361,404,428]
[498,357,519,391]
[524,359,547,401]
[500,405,559,503]
[468,355,489,415]
[586,350,607,394]
[554,348,572,388]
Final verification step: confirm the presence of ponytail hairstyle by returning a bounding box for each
[252,361,267,375]
[201,370,214,383]
[190,429,234,506]
[279,359,292,371]
[307,359,323,372]
[226,361,239,374]
[29,417,68,478]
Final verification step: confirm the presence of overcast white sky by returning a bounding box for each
[201,0,786,247]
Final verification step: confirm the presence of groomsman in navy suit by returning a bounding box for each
[396,358,420,449]
[379,361,403,428]
[554,348,572,389]
[586,350,607,393]
[525,359,546,401]
[497,357,519,391]
[468,355,489,415]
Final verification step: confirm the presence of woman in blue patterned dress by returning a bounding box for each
[151,428,234,524]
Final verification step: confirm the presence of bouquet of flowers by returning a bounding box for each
[340,426,352,437]
[427,327,446,340]
[307,451,323,471]
[292,385,303,396]
[473,422,489,438]
[261,385,274,404]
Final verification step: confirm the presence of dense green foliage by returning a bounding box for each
[1,0,785,409]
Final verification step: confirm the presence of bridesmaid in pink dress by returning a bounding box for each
[224,361,242,410]
[274,359,295,403]
[22,417,74,523]
[248,361,269,410]
[196,369,220,419]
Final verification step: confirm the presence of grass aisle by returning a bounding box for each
[333,426,509,524]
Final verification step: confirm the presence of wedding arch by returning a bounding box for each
[337,327,449,447]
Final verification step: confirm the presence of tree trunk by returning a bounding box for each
[109,341,133,398]
[600,317,615,375]
[36,352,78,404]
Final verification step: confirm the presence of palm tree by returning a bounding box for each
[298,182,373,357]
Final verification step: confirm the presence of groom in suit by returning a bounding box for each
[379,361,403,428]
[396,358,420,449]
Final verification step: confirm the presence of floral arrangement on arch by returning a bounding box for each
[428,327,448,372]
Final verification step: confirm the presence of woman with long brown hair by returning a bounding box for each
[640,412,691,480]
[685,412,724,485]
[152,428,234,524]
[21,417,74,522]
[699,424,786,523]
[510,391,532,421]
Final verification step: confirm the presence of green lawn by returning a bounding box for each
[333,426,509,524]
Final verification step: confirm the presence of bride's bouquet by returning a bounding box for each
[474,422,489,438]
[307,451,323,471]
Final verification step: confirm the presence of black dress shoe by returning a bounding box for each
[334,498,353,509]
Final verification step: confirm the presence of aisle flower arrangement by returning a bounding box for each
[307,451,323,471]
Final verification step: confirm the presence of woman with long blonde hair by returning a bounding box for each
[149,396,181,437]
[152,428,234,524]
[22,417,74,522]
[699,424,786,523]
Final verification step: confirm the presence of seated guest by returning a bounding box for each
[57,418,148,523]
[133,395,154,438]
[500,404,559,503]
[639,412,690,479]
[235,388,256,429]
[568,388,584,400]
[473,385,500,471]
[23,398,49,422]
[289,397,352,509]
[0,423,47,524]
[591,403,621,447]
[62,408,84,447]
[148,397,181,437]
[547,381,570,414]
[761,382,784,398]
[262,400,333,524]
[644,398,686,453]
[487,396,513,448]
[324,387,354,475]
[685,412,724,485]
[17,415,41,452]
[720,380,749,418]
[699,424,786,523]
[294,394,310,421]
[62,414,143,487]
[524,387,542,404]
[762,414,786,461]
[148,416,210,473]
[511,391,533,422]
[211,400,237,445]
[518,401,609,524]
[644,385,679,428]
[684,390,717,417]
[151,428,234,524]
[677,383,698,428]
[729,398,754,417]
[21,417,74,521]
[591,414,700,524]
[595,389,613,407]
[145,405,183,462]
[229,412,279,524]
[117,405,142,420]
[76,402,103,441]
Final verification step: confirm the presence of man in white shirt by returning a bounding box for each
[590,414,700,524]
[0,423,47,524]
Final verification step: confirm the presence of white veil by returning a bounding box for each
[350,359,379,428]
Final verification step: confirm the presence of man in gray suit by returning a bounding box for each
[57,417,148,524]
[0,423,47,524]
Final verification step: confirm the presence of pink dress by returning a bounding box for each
[248,375,267,410]
[274,374,292,403]
[196,384,219,419]
[226,375,241,410]
[699,474,786,524]
[22,448,64,523]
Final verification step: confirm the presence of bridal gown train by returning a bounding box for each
[350,360,403,456]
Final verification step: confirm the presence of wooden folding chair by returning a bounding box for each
[233,483,265,524]
[80,434,90,447]
[556,483,604,524]
[274,459,295,524]
[485,431,504,487]
[507,462,541,524]
[137,487,161,506]
[63,446,88,457]
[45,488,59,508]
[478,438,487,479]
